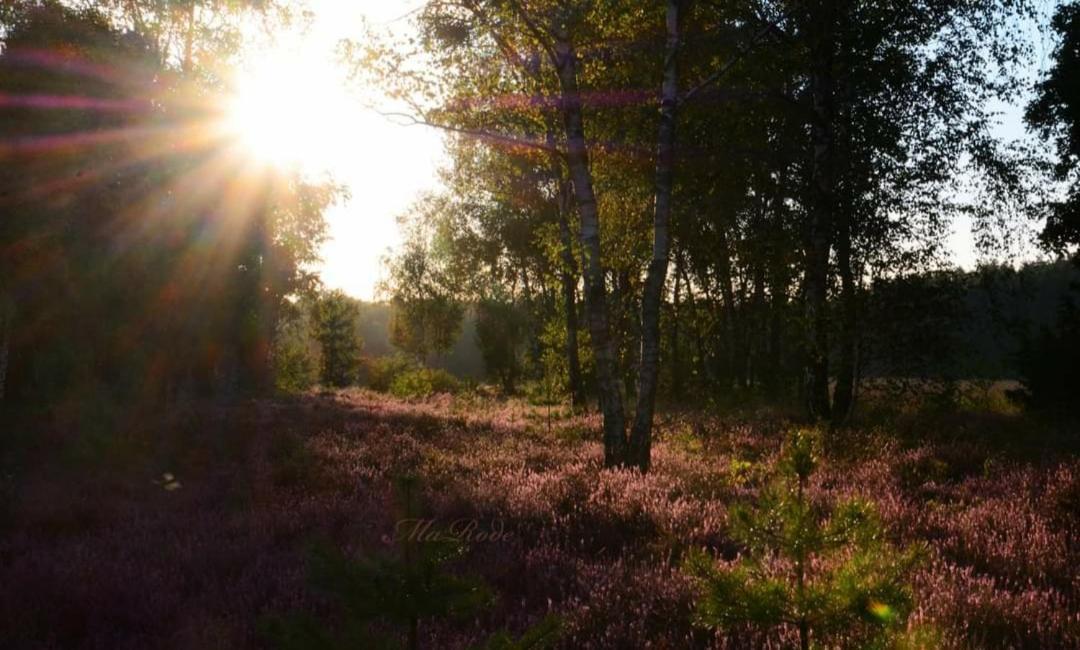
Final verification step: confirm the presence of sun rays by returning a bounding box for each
[221,49,356,175]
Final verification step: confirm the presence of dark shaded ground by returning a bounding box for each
[0,390,1077,648]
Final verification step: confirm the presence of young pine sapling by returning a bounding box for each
[686,429,925,649]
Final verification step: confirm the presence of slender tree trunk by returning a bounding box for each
[803,2,836,421]
[735,275,750,389]
[544,126,586,407]
[628,0,681,472]
[558,213,585,408]
[831,73,857,424]
[670,247,684,396]
[751,263,766,389]
[832,210,857,423]
[766,265,787,397]
[181,2,196,75]
[552,32,626,466]
[614,270,636,401]
[680,263,710,386]
[716,227,738,390]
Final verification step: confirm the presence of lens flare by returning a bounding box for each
[222,52,353,174]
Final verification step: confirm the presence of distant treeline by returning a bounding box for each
[864,261,1080,380]
[313,258,1079,391]
[352,302,484,380]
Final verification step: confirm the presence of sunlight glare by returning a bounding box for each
[223,51,353,174]
[216,1,447,300]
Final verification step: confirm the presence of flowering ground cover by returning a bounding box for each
[0,390,1076,648]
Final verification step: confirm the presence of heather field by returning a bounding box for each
[1,390,1076,649]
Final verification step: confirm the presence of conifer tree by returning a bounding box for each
[314,291,363,388]
[686,429,924,649]
[264,476,559,650]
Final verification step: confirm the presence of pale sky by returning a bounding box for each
[234,1,445,300]
[233,1,1054,300]
[309,1,445,301]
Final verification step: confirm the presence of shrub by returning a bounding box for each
[362,354,418,392]
[261,476,559,650]
[685,429,925,650]
[389,368,460,399]
[475,299,527,393]
[273,323,321,393]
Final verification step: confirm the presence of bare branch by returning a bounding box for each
[682,8,790,102]
[374,109,565,158]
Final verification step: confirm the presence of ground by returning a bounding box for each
[0,390,1077,648]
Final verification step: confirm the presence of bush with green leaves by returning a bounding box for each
[389,294,464,364]
[685,429,925,650]
[362,354,420,392]
[273,308,322,393]
[389,367,461,399]
[475,299,527,393]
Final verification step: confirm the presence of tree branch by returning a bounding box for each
[375,109,564,158]
[682,8,790,102]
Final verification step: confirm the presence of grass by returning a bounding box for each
[0,390,1076,648]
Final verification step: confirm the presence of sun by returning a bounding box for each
[222,51,355,174]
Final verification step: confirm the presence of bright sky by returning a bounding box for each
[229,2,1056,300]
[232,1,444,300]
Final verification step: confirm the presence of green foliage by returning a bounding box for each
[262,476,559,650]
[666,423,705,457]
[263,476,490,649]
[389,295,464,363]
[1027,1,1080,258]
[686,429,925,649]
[726,457,766,489]
[273,307,322,393]
[360,0,1041,429]
[0,2,338,403]
[475,299,527,393]
[478,615,561,650]
[382,212,466,363]
[863,271,969,384]
[314,291,363,388]
[390,368,461,400]
[362,354,420,392]
[535,317,591,405]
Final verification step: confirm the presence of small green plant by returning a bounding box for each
[685,429,925,650]
[263,476,488,649]
[263,476,558,650]
[726,457,762,488]
[478,615,561,650]
[389,367,460,399]
[363,354,418,392]
[273,312,322,393]
[668,423,704,456]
